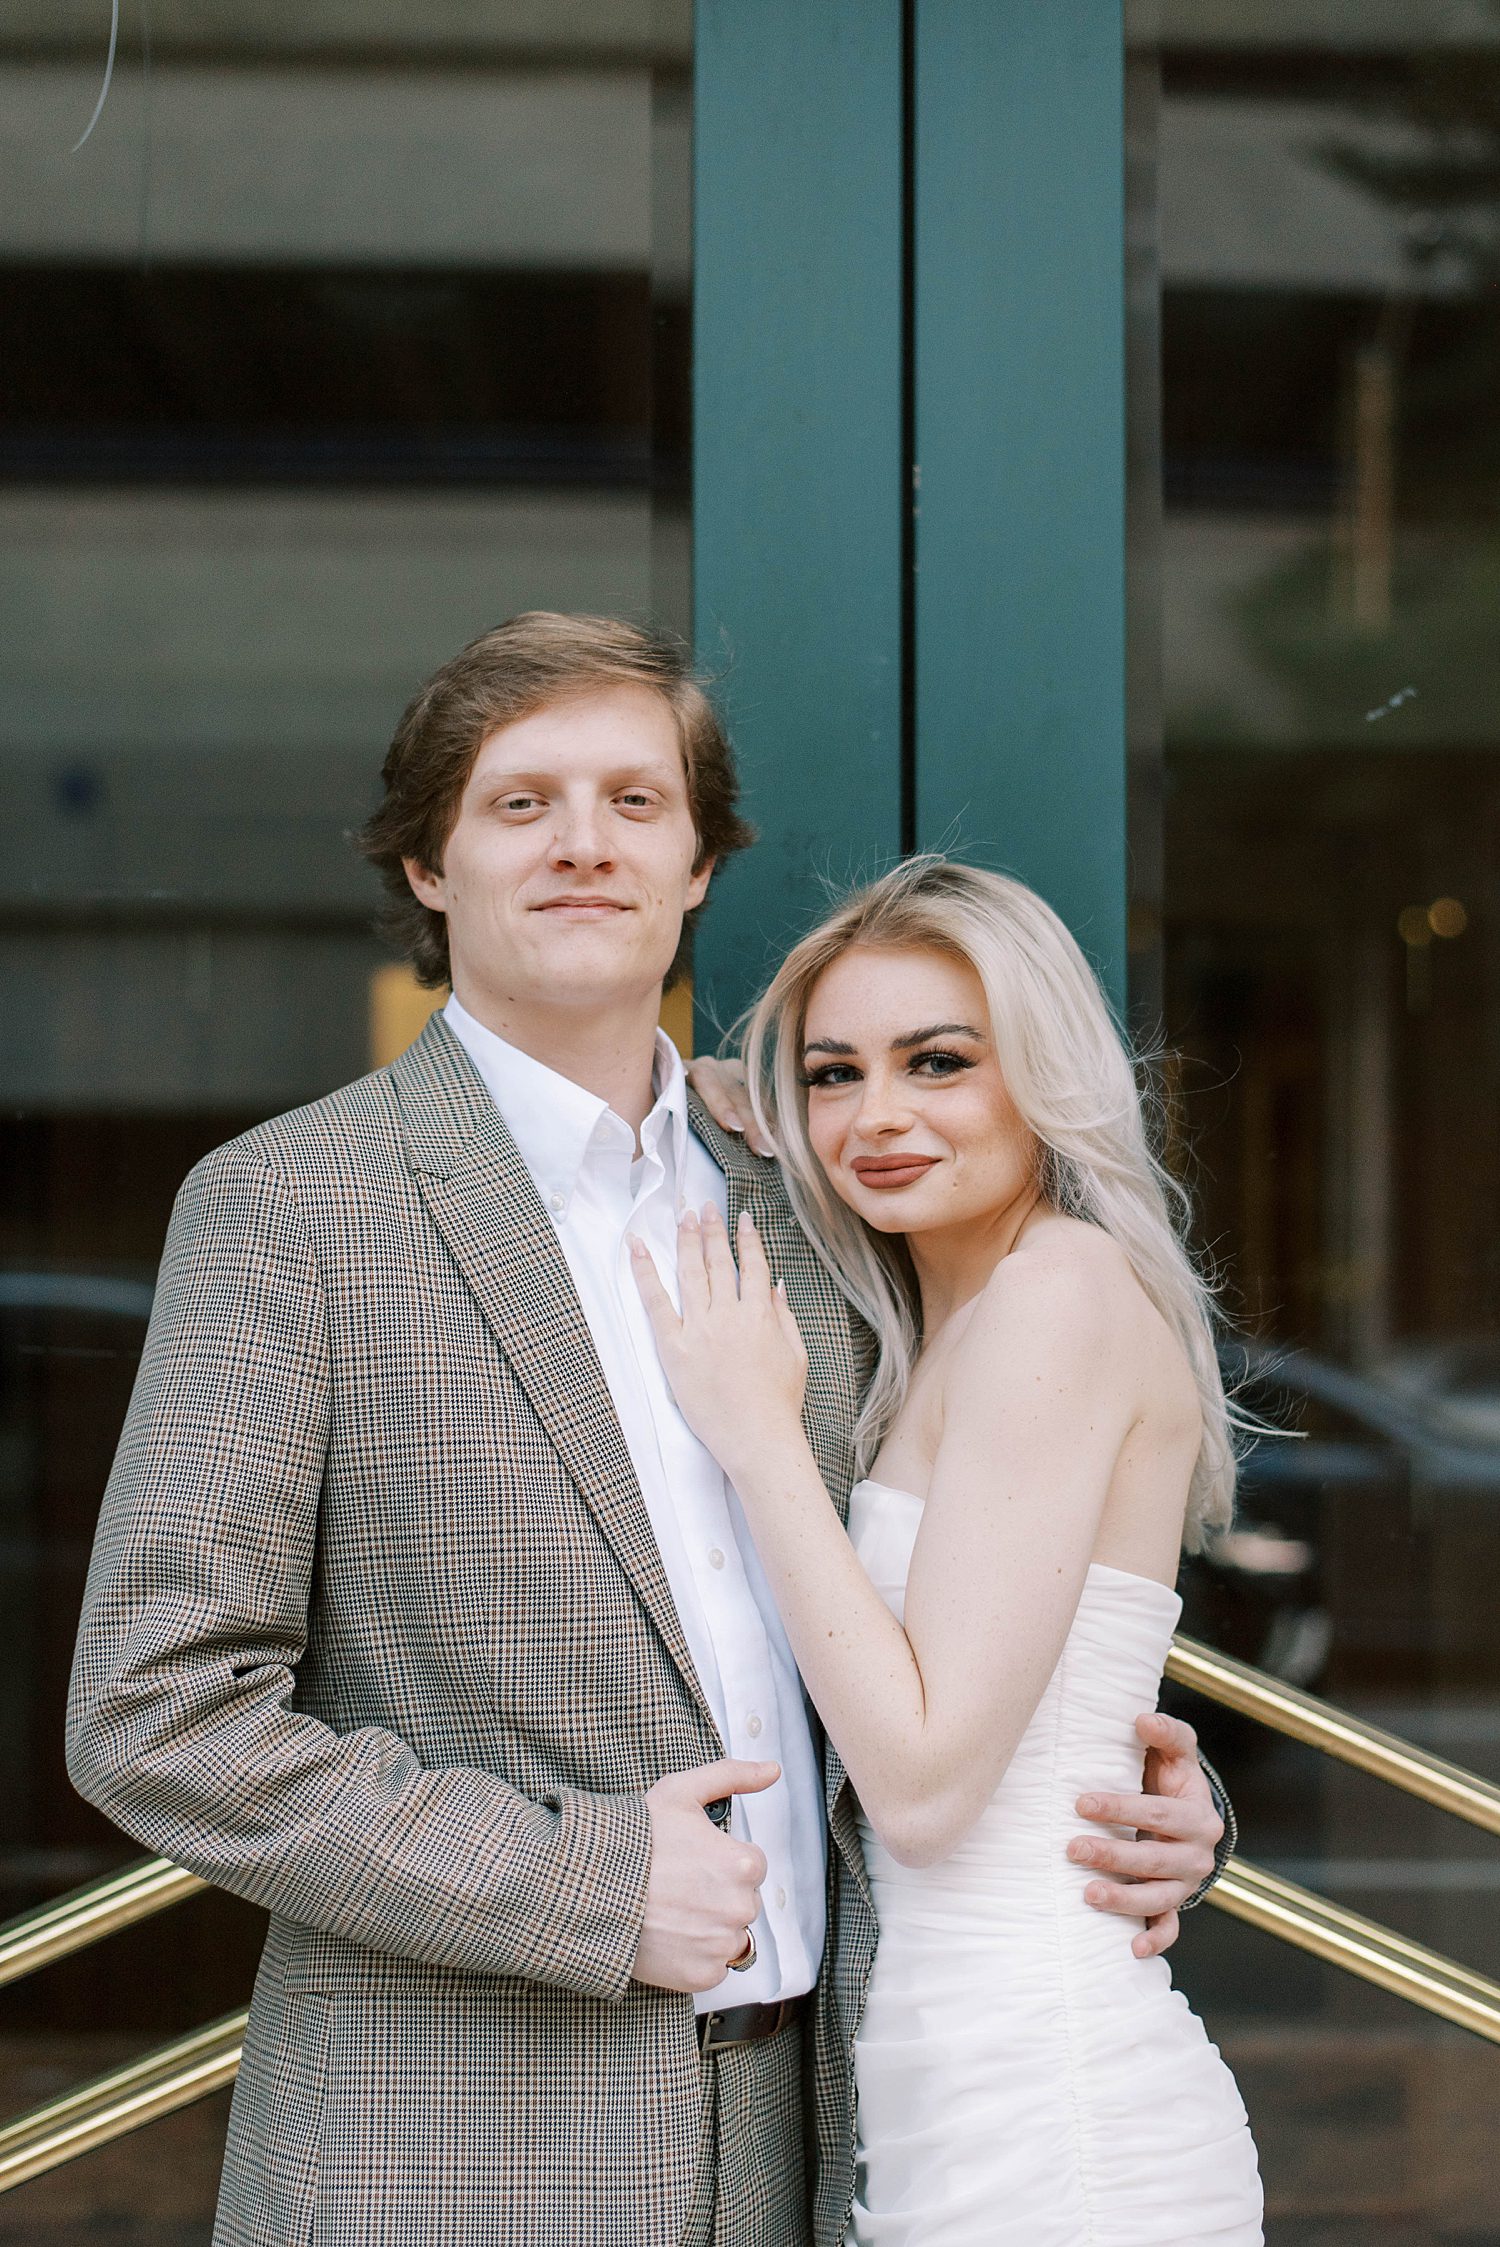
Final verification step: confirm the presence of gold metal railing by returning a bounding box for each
[0,2012,247,2195]
[1166,1634,1500,1836]
[0,1857,205,1989]
[1208,1861,1500,2044]
[4,1637,1500,2191]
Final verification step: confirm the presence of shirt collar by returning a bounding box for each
[443,993,689,1215]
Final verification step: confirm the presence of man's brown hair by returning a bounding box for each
[358,612,754,990]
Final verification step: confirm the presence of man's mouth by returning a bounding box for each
[532,896,631,916]
[849,1155,941,1191]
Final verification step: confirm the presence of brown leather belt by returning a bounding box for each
[697,1994,808,2053]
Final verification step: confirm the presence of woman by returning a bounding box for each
[636,856,1263,2245]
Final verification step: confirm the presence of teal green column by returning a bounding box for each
[914,0,1127,1003]
[692,1,905,1045]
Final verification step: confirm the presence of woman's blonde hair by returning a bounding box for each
[742,855,1234,1550]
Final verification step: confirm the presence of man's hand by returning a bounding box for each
[1068,1710,1223,1960]
[631,1758,781,1992]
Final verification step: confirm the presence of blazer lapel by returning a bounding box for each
[687,1096,872,1871]
[393,1016,720,1742]
[688,1095,860,1528]
[684,1093,759,1232]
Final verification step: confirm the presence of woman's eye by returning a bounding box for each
[800,1064,860,1089]
[911,1049,973,1078]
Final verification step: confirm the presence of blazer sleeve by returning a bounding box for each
[65,1142,652,2002]
[1181,1751,1237,1911]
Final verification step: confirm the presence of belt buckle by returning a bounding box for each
[698,1999,791,2053]
[700,2006,756,2053]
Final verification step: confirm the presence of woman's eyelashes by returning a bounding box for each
[909,1047,976,1079]
[799,1047,977,1090]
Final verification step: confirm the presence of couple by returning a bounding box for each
[67,612,1261,2245]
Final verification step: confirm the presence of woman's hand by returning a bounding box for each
[684,1056,776,1158]
[630,1204,807,1475]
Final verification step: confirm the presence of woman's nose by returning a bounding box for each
[852,1073,913,1135]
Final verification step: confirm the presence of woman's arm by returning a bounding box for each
[632,1205,1142,1867]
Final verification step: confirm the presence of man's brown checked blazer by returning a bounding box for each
[67,1013,878,2247]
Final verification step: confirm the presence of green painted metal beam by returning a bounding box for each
[913,0,1127,1004]
[691,0,905,1045]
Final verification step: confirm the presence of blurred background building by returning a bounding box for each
[1,2,1498,2240]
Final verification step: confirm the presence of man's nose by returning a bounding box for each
[548,805,614,869]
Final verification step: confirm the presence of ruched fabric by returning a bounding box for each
[846,1480,1263,2247]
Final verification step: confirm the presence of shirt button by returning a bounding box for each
[548,1192,565,1214]
[746,1713,763,1739]
[775,1886,787,1910]
[708,1547,726,1570]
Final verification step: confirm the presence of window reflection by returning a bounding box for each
[1136,5,1500,2235]
[0,6,690,2238]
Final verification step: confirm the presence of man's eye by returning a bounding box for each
[499,794,541,813]
[617,791,657,810]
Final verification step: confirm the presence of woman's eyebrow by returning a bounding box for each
[802,1037,857,1057]
[890,1022,985,1049]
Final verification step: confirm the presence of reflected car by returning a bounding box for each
[1181,1341,1500,1694]
[1372,1336,1500,1449]
[0,1267,154,1538]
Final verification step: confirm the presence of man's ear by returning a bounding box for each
[686,854,716,912]
[403,856,446,912]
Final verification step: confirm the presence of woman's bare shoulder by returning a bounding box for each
[979,1215,1139,1319]
[958,1217,1187,1404]
[947,1219,1133,1384]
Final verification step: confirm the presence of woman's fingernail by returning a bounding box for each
[627,1234,648,1260]
[725,1115,746,1134]
[680,1208,699,1230]
[702,1201,720,1224]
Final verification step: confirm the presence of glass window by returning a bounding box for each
[1132,4,1500,2233]
[0,5,691,2235]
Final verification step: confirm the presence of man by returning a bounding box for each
[68,613,1228,2247]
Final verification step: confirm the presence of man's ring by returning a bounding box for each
[728,1928,756,1973]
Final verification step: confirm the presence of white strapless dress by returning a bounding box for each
[846,1478,1263,2247]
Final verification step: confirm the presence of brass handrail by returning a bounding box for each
[0,1638,1480,2004]
[1,1852,1498,2193]
[0,1646,1497,2188]
[0,1858,205,1989]
[1205,1859,1500,2044]
[0,2010,247,2194]
[1166,1633,1500,1836]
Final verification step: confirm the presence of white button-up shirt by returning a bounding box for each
[445,996,827,2010]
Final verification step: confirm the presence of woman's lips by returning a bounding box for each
[849,1155,940,1191]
